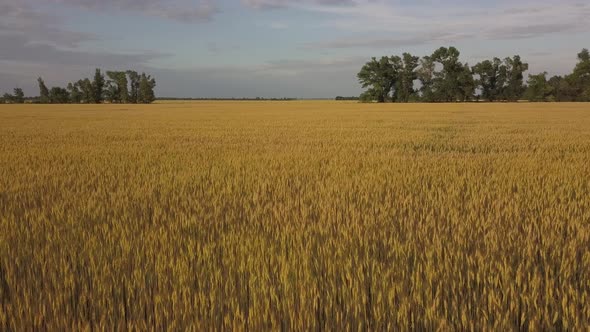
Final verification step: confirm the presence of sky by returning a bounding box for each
[1,0,589,98]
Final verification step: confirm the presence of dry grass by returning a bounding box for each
[1,101,589,330]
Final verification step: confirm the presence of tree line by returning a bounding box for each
[357,47,590,102]
[1,69,156,104]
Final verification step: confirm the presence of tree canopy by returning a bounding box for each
[357,47,588,103]
[1,68,156,104]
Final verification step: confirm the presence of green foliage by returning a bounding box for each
[395,53,420,103]
[49,87,70,104]
[2,93,13,103]
[357,57,397,102]
[23,69,153,104]
[359,89,379,102]
[568,48,590,101]
[335,96,359,101]
[355,46,590,103]
[357,53,420,103]
[127,71,141,104]
[503,55,529,101]
[417,56,436,102]
[92,68,105,104]
[38,77,50,104]
[525,72,553,102]
[12,88,25,104]
[457,63,476,101]
[67,82,82,104]
[106,71,129,103]
[472,58,506,102]
[78,79,93,104]
[472,56,528,102]
[431,47,467,102]
[138,73,156,104]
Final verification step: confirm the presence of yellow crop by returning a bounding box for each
[0,101,589,330]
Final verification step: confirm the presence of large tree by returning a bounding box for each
[417,55,436,102]
[138,73,156,104]
[569,49,590,101]
[431,47,464,102]
[78,79,93,103]
[2,93,13,103]
[67,82,82,103]
[524,72,553,102]
[395,53,420,102]
[127,70,141,103]
[38,77,50,103]
[92,68,105,104]
[357,56,398,102]
[457,63,475,102]
[49,87,70,104]
[503,55,529,101]
[13,88,25,103]
[106,71,129,103]
[472,58,506,102]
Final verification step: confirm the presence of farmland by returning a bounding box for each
[1,101,589,330]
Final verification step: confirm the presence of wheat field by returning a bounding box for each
[0,101,589,330]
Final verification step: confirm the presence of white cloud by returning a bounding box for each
[302,1,590,49]
[49,0,218,22]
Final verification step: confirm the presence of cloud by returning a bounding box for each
[305,32,474,49]
[485,23,584,40]
[0,2,94,47]
[269,22,289,29]
[49,0,218,22]
[0,2,168,65]
[0,34,167,67]
[242,0,353,10]
[302,1,590,49]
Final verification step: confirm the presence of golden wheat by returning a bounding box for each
[0,101,589,330]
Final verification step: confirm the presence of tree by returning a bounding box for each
[118,72,129,103]
[13,88,25,103]
[457,63,475,102]
[417,56,436,102]
[49,87,70,104]
[472,58,506,102]
[138,73,156,104]
[357,57,397,103]
[359,89,380,102]
[106,71,129,103]
[395,53,419,103]
[78,78,93,103]
[503,55,528,101]
[568,48,590,101]
[548,76,577,102]
[431,47,464,102]
[92,68,105,104]
[67,82,82,103]
[127,71,140,103]
[2,93,13,103]
[524,72,553,102]
[105,82,119,103]
[38,77,50,103]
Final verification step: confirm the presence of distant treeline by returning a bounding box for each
[358,47,590,103]
[335,96,360,101]
[158,97,297,101]
[1,69,156,104]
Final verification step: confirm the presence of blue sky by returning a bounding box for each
[1,0,589,98]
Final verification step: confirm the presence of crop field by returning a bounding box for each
[1,101,589,330]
